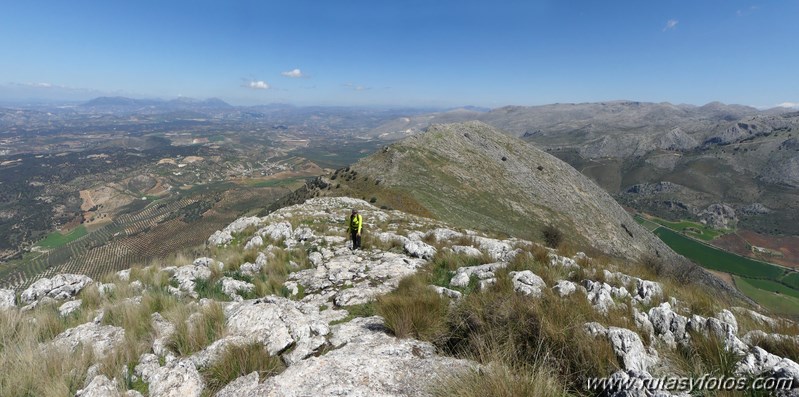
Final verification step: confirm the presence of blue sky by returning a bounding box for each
[1,0,797,108]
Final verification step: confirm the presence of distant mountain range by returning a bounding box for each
[80,96,232,113]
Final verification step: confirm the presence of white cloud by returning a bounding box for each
[663,19,679,31]
[777,102,799,109]
[281,68,304,78]
[245,80,270,90]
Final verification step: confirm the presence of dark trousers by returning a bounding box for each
[350,231,361,249]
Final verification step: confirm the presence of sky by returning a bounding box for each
[1,0,798,108]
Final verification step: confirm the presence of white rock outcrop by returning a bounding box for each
[20,274,92,304]
[50,322,125,359]
[509,270,546,297]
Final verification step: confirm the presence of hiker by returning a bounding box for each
[347,209,362,250]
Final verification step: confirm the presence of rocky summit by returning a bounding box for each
[1,196,797,396]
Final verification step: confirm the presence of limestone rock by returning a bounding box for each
[509,270,546,297]
[220,277,255,301]
[207,230,233,247]
[582,280,624,313]
[50,322,125,359]
[553,280,578,297]
[648,302,689,348]
[76,375,120,397]
[735,346,799,391]
[224,297,330,357]
[293,226,315,242]
[170,265,212,297]
[148,359,205,397]
[20,274,92,304]
[254,320,476,396]
[450,262,507,288]
[216,372,261,397]
[699,203,738,229]
[58,299,82,316]
[404,240,437,259]
[634,279,663,305]
[451,245,483,257]
[607,327,658,372]
[0,288,16,309]
[259,221,293,242]
[244,235,263,250]
[429,285,463,300]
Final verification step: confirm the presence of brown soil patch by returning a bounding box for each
[79,190,96,212]
[706,269,735,289]
[711,229,799,269]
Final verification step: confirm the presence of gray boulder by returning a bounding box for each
[244,235,263,250]
[607,327,658,372]
[224,297,330,357]
[553,280,579,297]
[404,240,437,259]
[50,322,125,359]
[58,299,82,317]
[20,274,92,304]
[220,277,255,301]
[76,375,120,397]
[259,221,293,242]
[148,359,205,397]
[252,320,475,396]
[509,270,546,297]
[648,302,689,348]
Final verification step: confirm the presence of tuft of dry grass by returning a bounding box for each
[376,276,449,341]
[438,271,621,394]
[201,343,285,394]
[665,332,743,379]
[430,361,570,397]
[166,302,227,356]
[0,309,96,397]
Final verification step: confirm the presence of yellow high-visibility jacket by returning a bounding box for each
[347,214,362,234]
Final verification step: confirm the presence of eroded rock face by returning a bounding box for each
[20,274,92,304]
[509,270,546,297]
[699,203,738,229]
[58,299,82,316]
[606,327,658,372]
[404,240,437,259]
[259,221,293,242]
[735,346,799,388]
[207,216,263,247]
[148,360,205,397]
[288,250,425,306]
[0,289,16,309]
[76,375,120,397]
[50,322,125,359]
[224,296,330,357]
[251,319,476,397]
[648,302,689,348]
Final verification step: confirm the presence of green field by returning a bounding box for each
[740,277,799,299]
[646,216,728,241]
[734,276,799,317]
[781,272,799,290]
[246,177,308,188]
[653,227,784,280]
[634,215,661,232]
[35,225,87,249]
